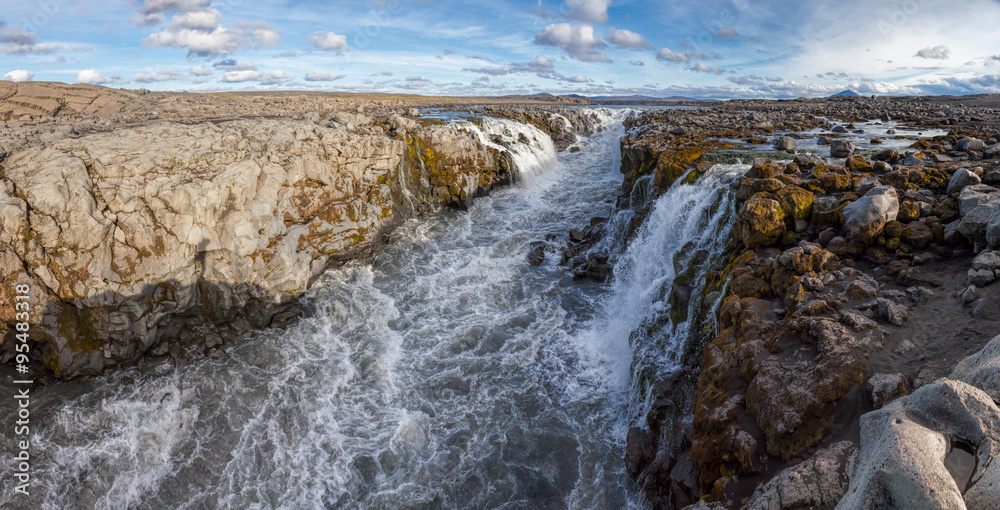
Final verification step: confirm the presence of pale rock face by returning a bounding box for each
[0,118,518,378]
[842,186,899,242]
[838,334,1000,509]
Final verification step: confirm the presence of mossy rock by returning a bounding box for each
[897,201,920,222]
[884,220,903,239]
[737,197,786,248]
[775,185,815,222]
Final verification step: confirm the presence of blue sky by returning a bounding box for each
[3,0,1000,98]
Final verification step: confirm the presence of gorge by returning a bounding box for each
[3,83,1000,509]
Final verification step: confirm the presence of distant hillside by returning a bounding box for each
[829,90,860,97]
[591,94,704,102]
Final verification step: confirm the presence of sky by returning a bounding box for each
[2,0,1000,99]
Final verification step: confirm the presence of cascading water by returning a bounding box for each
[0,108,745,510]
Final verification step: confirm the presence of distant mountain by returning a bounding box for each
[829,90,860,97]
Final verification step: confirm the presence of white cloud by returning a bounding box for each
[565,0,611,23]
[134,0,212,26]
[915,45,950,60]
[607,28,652,50]
[715,27,739,39]
[690,62,724,74]
[305,71,345,81]
[133,69,183,83]
[170,9,223,30]
[190,65,213,76]
[1,27,61,55]
[144,8,280,57]
[534,55,554,68]
[657,48,690,63]
[567,75,589,83]
[308,31,347,54]
[212,59,257,71]
[3,70,34,82]
[218,70,264,82]
[534,23,609,63]
[75,69,125,85]
[218,69,290,85]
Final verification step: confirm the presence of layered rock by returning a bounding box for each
[0,116,530,378]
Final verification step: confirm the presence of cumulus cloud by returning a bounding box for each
[629,60,645,66]
[690,62,724,74]
[657,48,690,63]
[463,67,508,76]
[534,23,609,63]
[134,0,211,25]
[133,69,183,83]
[915,45,950,60]
[3,70,34,82]
[144,7,280,57]
[607,28,653,50]
[1,27,61,55]
[218,69,290,84]
[190,65,213,76]
[304,71,345,81]
[565,0,611,23]
[534,55,554,68]
[308,31,347,53]
[567,75,589,83]
[212,59,257,71]
[714,27,739,39]
[75,69,125,85]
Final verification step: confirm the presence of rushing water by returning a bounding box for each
[0,109,744,510]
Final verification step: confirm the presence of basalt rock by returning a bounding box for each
[0,118,522,378]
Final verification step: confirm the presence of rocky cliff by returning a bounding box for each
[0,83,571,379]
[615,97,1000,509]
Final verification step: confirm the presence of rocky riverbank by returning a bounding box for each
[615,95,1000,509]
[0,82,588,380]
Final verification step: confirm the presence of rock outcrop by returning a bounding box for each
[0,114,538,378]
[839,335,1000,509]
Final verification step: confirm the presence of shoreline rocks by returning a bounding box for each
[0,85,592,379]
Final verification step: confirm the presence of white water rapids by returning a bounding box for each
[0,109,745,509]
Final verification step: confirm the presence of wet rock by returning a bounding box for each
[774,136,796,151]
[744,441,856,510]
[832,125,848,134]
[830,140,856,158]
[842,186,899,242]
[526,241,546,266]
[947,168,982,195]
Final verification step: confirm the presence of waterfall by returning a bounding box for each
[587,163,747,420]
[453,116,558,188]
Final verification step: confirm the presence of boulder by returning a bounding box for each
[744,441,857,510]
[958,184,1000,217]
[774,136,796,151]
[951,332,1000,401]
[867,373,910,409]
[838,379,1000,509]
[957,137,988,152]
[959,202,1000,245]
[793,152,825,170]
[872,148,900,163]
[830,140,855,158]
[738,197,786,247]
[901,153,925,166]
[842,186,899,242]
[947,168,982,195]
[987,205,1000,247]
